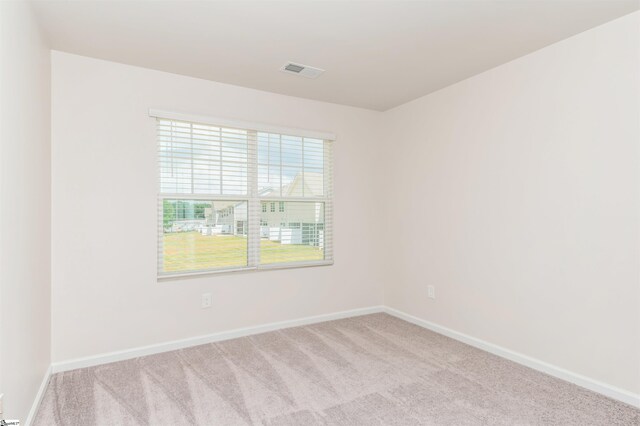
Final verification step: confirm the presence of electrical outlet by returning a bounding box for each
[201,293,212,309]
[427,285,436,299]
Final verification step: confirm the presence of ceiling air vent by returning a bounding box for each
[280,62,324,79]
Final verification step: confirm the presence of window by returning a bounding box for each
[156,113,333,276]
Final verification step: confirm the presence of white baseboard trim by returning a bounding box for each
[47,304,639,409]
[383,306,640,409]
[51,305,384,374]
[24,365,52,426]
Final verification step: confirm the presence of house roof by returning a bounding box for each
[261,172,324,199]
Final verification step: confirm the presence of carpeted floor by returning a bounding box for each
[34,313,639,425]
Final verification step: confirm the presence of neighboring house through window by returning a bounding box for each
[155,112,334,276]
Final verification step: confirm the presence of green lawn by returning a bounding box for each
[162,231,324,272]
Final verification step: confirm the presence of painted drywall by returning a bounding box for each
[50,10,639,399]
[0,1,51,421]
[32,1,640,111]
[51,51,386,362]
[383,12,640,394]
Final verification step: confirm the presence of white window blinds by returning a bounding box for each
[155,113,333,277]
[159,121,250,195]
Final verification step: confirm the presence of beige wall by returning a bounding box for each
[383,12,640,394]
[0,1,51,420]
[51,51,386,362]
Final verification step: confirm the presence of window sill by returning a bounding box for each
[157,260,334,281]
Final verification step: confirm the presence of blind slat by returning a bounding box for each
[157,117,333,276]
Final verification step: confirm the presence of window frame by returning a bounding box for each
[153,110,334,280]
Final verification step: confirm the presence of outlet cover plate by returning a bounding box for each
[201,293,212,309]
[427,285,435,299]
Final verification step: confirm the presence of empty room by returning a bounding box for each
[1,0,639,425]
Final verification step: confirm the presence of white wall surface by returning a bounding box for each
[50,10,639,399]
[383,12,640,394]
[51,51,385,362]
[0,1,51,420]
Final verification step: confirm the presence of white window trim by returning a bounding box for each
[153,109,335,280]
[157,260,334,281]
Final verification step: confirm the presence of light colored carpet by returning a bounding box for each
[34,313,639,425]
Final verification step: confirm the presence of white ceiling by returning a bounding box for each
[32,0,639,111]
